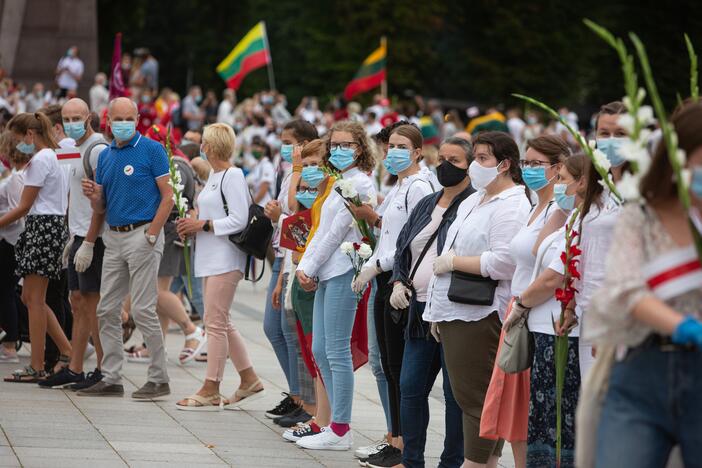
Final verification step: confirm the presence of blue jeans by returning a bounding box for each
[400,301,463,468]
[596,342,702,468]
[312,269,358,423]
[263,257,299,395]
[367,277,392,432]
[171,274,204,319]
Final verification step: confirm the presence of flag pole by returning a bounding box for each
[380,36,387,99]
[262,21,276,91]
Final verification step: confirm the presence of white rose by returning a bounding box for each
[592,148,612,172]
[364,194,377,208]
[617,114,635,135]
[358,243,373,259]
[616,172,641,201]
[340,242,354,255]
[342,184,358,199]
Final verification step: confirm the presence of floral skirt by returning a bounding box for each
[15,215,68,280]
[527,332,581,468]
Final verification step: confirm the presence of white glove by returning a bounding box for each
[351,264,380,294]
[433,249,456,275]
[389,282,411,310]
[73,241,95,273]
[430,322,441,343]
[62,237,74,269]
[503,300,530,332]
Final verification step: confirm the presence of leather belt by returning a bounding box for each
[109,220,150,232]
[645,333,698,352]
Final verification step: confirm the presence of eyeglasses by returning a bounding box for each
[330,142,358,151]
[519,160,554,169]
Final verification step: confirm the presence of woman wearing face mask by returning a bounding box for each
[295,121,376,451]
[246,135,275,206]
[0,113,71,382]
[480,135,570,468]
[585,101,702,467]
[502,155,586,468]
[347,124,438,464]
[425,131,531,468]
[378,137,473,468]
[594,101,628,184]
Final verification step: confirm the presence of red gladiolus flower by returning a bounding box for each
[560,251,568,265]
[570,244,582,257]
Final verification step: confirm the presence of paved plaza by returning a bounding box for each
[0,272,515,467]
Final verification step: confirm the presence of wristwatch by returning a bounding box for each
[145,231,157,245]
[202,220,211,232]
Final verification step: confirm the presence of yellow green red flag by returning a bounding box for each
[216,21,271,90]
[343,39,387,100]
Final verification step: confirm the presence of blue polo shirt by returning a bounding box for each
[95,133,169,227]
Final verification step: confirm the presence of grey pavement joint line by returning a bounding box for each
[0,425,21,467]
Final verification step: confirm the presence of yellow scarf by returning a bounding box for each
[302,177,335,252]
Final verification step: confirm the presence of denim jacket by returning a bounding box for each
[389,185,474,338]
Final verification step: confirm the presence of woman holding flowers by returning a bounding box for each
[588,100,702,467]
[175,123,264,410]
[425,132,531,468]
[295,120,376,451]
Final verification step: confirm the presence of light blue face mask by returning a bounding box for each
[692,167,702,198]
[597,137,627,167]
[329,147,356,170]
[111,121,136,142]
[63,121,87,141]
[521,166,551,191]
[16,140,35,155]
[280,144,294,163]
[199,147,208,161]
[386,148,413,173]
[301,166,325,188]
[382,157,397,175]
[554,183,575,211]
[295,190,318,208]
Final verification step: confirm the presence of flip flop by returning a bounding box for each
[224,379,265,411]
[179,327,207,365]
[175,393,229,412]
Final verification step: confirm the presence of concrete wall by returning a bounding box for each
[0,0,98,99]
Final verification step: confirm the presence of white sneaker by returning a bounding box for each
[0,346,19,363]
[296,426,352,451]
[354,440,389,459]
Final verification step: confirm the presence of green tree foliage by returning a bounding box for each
[98,0,702,111]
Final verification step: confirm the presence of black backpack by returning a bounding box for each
[219,168,273,281]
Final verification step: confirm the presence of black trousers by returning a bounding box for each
[0,239,20,344]
[374,271,407,437]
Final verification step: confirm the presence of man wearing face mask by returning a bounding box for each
[79,97,173,398]
[39,98,109,390]
[182,86,204,131]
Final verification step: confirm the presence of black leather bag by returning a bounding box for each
[220,169,274,281]
[447,271,498,305]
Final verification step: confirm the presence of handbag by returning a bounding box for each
[219,169,274,281]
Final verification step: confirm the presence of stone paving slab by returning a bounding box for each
[0,272,515,467]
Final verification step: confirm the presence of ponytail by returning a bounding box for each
[7,112,59,149]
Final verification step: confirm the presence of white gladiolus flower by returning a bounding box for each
[637,106,654,126]
[358,243,373,259]
[680,168,692,188]
[619,140,649,164]
[617,114,636,135]
[676,149,687,167]
[637,88,646,102]
[623,96,633,111]
[592,148,612,171]
[340,242,354,254]
[616,172,641,201]
[588,139,597,149]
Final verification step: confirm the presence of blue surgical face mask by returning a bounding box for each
[329,147,356,171]
[199,146,208,161]
[295,190,318,208]
[111,121,136,142]
[692,167,702,198]
[382,157,397,175]
[597,137,627,167]
[63,121,86,141]
[301,166,325,188]
[554,183,575,211]
[16,141,35,155]
[521,166,551,191]
[280,144,294,163]
[386,148,413,173]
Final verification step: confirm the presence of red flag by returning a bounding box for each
[109,33,127,100]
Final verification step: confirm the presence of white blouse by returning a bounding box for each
[298,168,376,282]
[509,201,555,296]
[424,185,531,323]
[194,168,249,277]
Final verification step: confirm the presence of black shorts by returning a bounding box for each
[67,236,105,293]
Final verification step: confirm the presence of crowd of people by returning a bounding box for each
[0,44,701,468]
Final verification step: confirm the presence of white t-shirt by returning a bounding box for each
[0,169,25,244]
[59,137,76,149]
[67,134,107,236]
[410,205,446,302]
[509,202,554,296]
[23,148,68,216]
[194,168,250,277]
[56,56,84,91]
[246,157,275,206]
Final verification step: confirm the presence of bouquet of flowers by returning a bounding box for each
[341,240,373,300]
[335,178,377,250]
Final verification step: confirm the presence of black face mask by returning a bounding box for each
[436,160,467,187]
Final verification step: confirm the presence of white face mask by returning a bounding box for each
[469,160,502,190]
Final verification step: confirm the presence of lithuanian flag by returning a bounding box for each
[217,21,271,90]
[343,39,387,101]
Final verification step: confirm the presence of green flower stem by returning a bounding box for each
[685,33,699,101]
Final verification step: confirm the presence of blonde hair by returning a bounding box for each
[202,123,235,161]
[326,120,376,172]
[7,112,58,149]
[0,131,30,165]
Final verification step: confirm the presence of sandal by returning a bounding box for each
[53,354,70,373]
[122,316,136,343]
[194,352,208,363]
[175,393,229,412]
[179,327,207,365]
[4,365,47,383]
[224,379,265,411]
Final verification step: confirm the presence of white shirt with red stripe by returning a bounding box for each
[642,245,702,301]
